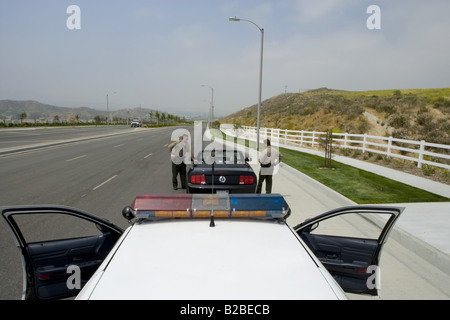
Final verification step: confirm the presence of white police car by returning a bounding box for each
[130,120,142,127]
[1,194,403,300]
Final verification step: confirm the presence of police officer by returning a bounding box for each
[168,134,194,190]
[256,139,283,194]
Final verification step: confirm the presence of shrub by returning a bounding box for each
[422,164,436,176]
[389,114,409,128]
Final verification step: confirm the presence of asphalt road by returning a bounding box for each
[1,125,449,300]
[0,125,195,299]
[0,126,130,150]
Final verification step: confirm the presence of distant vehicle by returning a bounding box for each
[1,194,404,300]
[131,120,142,127]
[187,149,257,194]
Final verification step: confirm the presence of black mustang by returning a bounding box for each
[186,149,257,194]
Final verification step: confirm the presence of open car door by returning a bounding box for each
[1,206,123,300]
[294,205,404,296]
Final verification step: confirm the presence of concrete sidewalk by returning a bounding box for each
[272,144,450,269]
[274,143,450,276]
[276,162,450,277]
[215,131,450,277]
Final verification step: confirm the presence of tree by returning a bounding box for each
[20,112,27,124]
[94,116,101,124]
[393,90,402,99]
[318,127,334,169]
[149,111,153,123]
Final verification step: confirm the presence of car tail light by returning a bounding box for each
[190,174,206,185]
[239,175,254,185]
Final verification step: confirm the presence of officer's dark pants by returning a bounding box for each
[172,162,186,188]
[256,171,272,194]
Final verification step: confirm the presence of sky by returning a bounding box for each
[1,0,449,117]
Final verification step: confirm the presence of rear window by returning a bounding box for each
[200,150,245,164]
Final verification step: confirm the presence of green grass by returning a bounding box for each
[280,147,449,204]
[214,128,449,204]
[317,87,450,99]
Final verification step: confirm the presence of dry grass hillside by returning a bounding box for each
[220,87,450,145]
[220,88,450,184]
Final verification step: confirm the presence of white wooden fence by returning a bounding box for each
[224,125,450,170]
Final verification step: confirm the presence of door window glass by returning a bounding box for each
[13,212,103,243]
[309,212,391,240]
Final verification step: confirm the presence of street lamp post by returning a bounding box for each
[106,91,116,126]
[201,85,214,128]
[229,16,264,152]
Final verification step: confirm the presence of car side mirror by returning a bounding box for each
[300,220,319,234]
[309,222,319,232]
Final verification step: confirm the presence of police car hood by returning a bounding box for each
[78,219,346,300]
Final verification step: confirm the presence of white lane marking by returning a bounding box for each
[93,175,118,190]
[144,153,153,159]
[113,144,124,148]
[163,143,168,147]
[66,155,87,162]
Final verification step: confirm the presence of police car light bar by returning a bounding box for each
[125,193,290,221]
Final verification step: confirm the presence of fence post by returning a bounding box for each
[417,140,425,169]
[387,136,392,159]
[284,129,287,145]
[300,131,304,146]
[362,134,367,153]
[344,133,348,149]
[312,131,316,147]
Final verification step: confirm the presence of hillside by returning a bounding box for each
[0,100,205,124]
[0,100,160,123]
[0,100,105,122]
[220,88,450,145]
